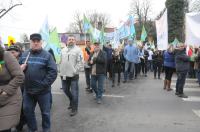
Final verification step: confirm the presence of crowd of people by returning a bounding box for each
[0,33,199,132]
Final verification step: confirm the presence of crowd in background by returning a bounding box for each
[1,33,200,132]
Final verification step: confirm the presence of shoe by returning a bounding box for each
[68,106,72,110]
[97,99,102,104]
[175,92,180,95]
[167,88,173,91]
[154,77,156,79]
[145,74,147,77]
[123,80,127,83]
[117,83,120,86]
[70,110,78,116]
[85,87,90,90]
[86,89,93,93]
[112,84,115,87]
[178,94,188,98]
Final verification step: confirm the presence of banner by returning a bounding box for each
[40,17,50,50]
[156,10,168,50]
[185,12,200,47]
[49,28,61,64]
[141,25,147,42]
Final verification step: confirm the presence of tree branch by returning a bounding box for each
[0,3,22,19]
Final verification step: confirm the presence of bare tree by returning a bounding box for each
[190,0,200,12]
[0,0,22,19]
[20,33,29,43]
[129,0,152,25]
[67,10,111,33]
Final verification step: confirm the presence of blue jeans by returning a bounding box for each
[176,71,187,94]
[124,61,135,81]
[62,76,79,110]
[91,74,105,99]
[23,91,51,132]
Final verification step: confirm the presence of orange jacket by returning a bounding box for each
[82,46,94,61]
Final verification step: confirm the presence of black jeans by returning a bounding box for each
[176,71,187,94]
[140,62,147,74]
[84,68,91,88]
[153,63,162,78]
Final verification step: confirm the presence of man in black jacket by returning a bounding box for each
[175,43,189,98]
[19,33,57,132]
[90,42,107,104]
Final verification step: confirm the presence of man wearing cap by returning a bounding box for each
[90,42,107,104]
[174,43,189,98]
[59,34,83,116]
[19,33,57,132]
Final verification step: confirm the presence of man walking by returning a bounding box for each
[90,42,107,104]
[82,41,94,93]
[19,33,57,132]
[123,39,139,82]
[59,35,83,116]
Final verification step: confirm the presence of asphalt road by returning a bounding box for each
[23,72,200,132]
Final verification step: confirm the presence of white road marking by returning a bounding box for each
[172,88,200,92]
[171,83,199,87]
[103,94,125,98]
[52,91,125,98]
[182,96,200,102]
[192,109,200,118]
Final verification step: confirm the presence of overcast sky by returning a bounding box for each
[0,0,166,42]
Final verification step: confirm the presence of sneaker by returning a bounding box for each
[97,99,102,104]
[86,89,93,93]
[70,110,78,116]
[178,94,188,98]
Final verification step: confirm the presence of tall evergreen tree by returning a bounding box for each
[166,0,187,42]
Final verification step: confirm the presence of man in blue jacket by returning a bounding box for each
[19,33,57,132]
[123,39,139,82]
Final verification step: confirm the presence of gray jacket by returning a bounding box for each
[60,45,83,79]
[175,49,190,72]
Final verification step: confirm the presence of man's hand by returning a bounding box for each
[20,64,27,71]
[1,91,7,95]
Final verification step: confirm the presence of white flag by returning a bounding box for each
[156,10,168,50]
[185,12,200,47]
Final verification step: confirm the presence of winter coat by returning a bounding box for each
[152,52,163,66]
[0,51,24,131]
[90,50,107,75]
[111,54,122,73]
[175,49,190,72]
[19,49,57,94]
[163,51,176,68]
